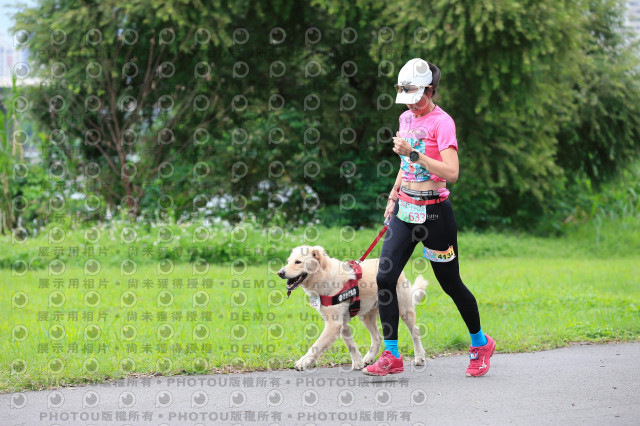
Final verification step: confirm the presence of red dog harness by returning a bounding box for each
[320,260,362,317]
[316,222,390,317]
[290,222,389,317]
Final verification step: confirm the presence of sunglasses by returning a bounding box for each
[394,84,431,94]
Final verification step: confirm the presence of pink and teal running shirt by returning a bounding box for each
[397,105,458,183]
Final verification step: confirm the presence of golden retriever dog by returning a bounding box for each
[277,245,427,371]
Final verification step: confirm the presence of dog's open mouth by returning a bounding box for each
[286,273,307,292]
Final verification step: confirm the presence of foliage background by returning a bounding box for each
[3,0,640,234]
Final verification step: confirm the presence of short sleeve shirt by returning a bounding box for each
[398,105,458,182]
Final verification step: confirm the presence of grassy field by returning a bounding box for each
[1,219,639,393]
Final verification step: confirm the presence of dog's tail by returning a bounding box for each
[411,275,429,306]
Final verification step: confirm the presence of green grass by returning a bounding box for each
[1,219,639,393]
[5,214,640,270]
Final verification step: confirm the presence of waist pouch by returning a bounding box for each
[399,186,441,199]
[396,188,448,223]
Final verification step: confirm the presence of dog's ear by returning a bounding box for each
[311,246,328,270]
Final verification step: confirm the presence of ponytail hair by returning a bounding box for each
[427,62,441,100]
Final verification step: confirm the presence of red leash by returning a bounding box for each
[357,220,390,263]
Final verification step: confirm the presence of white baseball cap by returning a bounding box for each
[395,58,433,104]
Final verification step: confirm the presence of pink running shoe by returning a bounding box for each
[466,334,496,377]
[363,350,404,376]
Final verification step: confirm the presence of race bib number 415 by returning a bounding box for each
[397,199,426,224]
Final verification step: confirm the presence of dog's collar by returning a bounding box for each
[319,260,362,318]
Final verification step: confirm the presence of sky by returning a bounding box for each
[0,1,37,44]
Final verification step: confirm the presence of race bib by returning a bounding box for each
[423,245,456,262]
[397,199,426,223]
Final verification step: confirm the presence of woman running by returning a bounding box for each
[363,58,496,377]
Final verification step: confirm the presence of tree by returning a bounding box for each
[12,0,240,219]
[10,0,640,231]
[556,0,640,185]
[0,76,20,234]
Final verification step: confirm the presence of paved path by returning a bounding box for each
[2,342,639,425]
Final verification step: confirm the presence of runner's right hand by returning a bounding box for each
[384,199,396,223]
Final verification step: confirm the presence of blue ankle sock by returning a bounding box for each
[384,340,399,358]
[470,329,487,347]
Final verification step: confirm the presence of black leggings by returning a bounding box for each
[377,199,481,340]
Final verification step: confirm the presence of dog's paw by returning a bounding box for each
[362,353,376,366]
[414,355,426,366]
[294,356,314,371]
[351,360,365,370]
